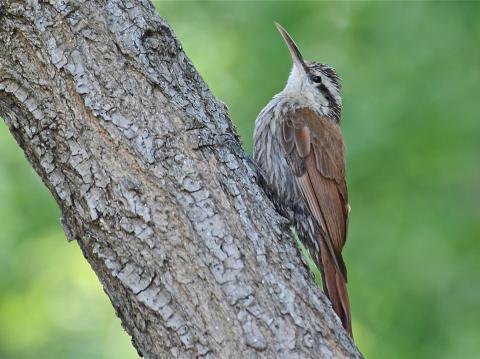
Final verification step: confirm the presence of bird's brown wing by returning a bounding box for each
[282,108,349,270]
[281,107,352,335]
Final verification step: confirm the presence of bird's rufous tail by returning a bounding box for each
[320,239,352,337]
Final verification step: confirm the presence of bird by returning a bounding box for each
[253,23,352,336]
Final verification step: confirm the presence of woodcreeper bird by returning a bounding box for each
[253,23,352,336]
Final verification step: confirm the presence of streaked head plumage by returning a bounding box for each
[275,23,342,121]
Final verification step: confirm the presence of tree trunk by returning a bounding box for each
[0,1,362,358]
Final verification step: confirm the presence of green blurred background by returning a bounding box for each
[1,1,479,358]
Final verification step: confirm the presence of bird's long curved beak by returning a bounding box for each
[275,22,307,73]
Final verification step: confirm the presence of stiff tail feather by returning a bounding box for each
[320,239,352,337]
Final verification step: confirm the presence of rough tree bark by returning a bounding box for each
[0,1,362,358]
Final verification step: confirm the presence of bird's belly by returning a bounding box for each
[253,127,302,216]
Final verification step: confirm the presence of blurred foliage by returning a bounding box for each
[1,1,479,358]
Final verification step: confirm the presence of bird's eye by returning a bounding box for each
[311,75,322,83]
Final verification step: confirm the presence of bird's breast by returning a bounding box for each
[253,108,302,215]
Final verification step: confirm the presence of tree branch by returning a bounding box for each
[0,1,362,357]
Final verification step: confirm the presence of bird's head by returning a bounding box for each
[275,23,342,121]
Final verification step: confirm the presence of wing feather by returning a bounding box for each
[281,107,352,335]
[281,108,349,274]
[294,127,311,157]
